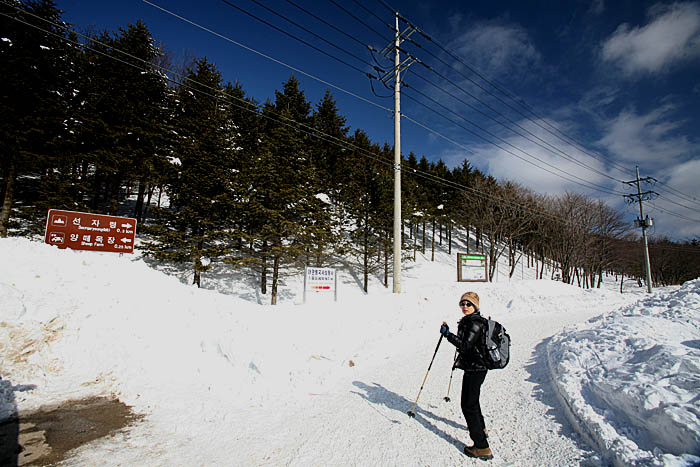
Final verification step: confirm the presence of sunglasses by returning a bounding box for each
[459,301,474,307]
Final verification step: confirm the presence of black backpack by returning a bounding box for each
[482,317,510,369]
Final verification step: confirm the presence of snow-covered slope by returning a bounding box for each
[1,236,698,466]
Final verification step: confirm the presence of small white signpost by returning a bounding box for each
[303,266,337,303]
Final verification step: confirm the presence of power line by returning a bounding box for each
[142,0,391,115]
[349,0,394,32]
[406,67,624,184]
[655,181,700,208]
[402,87,624,196]
[5,5,597,234]
[0,7,394,172]
[328,0,391,43]
[144,0,489,159]
[654,194,700,215]
[329,1,630,195]
[405,31,633,177]
[409,36,633,177]
[10,2,694,239]
[217,0,370,75]
[369,0,641,180]
[647,202,700,223]
[214,0,624,197]
[382,3,700,207]
[284,0,370,51]
[369,0,700,226]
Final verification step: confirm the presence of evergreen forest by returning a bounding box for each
[2,0,699,303]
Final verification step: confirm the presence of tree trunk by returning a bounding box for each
[488,233,497,281]
[192,237,204,288]
[271,254,280,305]
[448,221,452,255]
[261,239,268,295]
[108,175,120,215]
[413,223,417,261]
[193,260,201,287]
[431,217,435,261]
[384,231,389,288]
[0,163,15,238]
[539,254,545,279]
[133,178,147,223]
[143,183,155,219]
[363,223,369,293]
[508,240,518,278]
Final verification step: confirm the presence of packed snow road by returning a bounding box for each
[193,284,623,466]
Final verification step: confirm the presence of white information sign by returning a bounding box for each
[303,267,337,303]
[457,253,488,282]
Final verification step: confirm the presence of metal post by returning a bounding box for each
[636,167,653,293]
[303,266,307,304]
[392,11,402,294]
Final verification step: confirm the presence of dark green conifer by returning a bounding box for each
[144,58,233,287]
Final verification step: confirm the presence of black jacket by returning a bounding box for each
[447,312,488,372]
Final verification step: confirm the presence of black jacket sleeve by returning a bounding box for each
[447,318,482,353]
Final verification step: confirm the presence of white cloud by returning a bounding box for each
[601,2,700,76]
[646,158,700,238]
[444,119,618,198]
[449,21,541,77]
[597,104,695,166]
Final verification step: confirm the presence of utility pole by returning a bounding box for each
[623,166,658,293]
[378,12,417,294]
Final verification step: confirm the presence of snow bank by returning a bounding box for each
[548,279,700,466]
[0,237,418,421]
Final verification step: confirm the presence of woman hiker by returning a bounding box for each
[440,291,493,461]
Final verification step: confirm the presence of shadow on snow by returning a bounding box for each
[351,380,467,454]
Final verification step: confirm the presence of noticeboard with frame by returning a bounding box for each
[457,253,488,282]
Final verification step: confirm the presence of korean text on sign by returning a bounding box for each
[44,209,137,254]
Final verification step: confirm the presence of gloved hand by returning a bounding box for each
[440,322,449,336]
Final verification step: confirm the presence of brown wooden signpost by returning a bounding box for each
[44,209,137,253]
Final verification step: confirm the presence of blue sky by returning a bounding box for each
[55,0,700,240]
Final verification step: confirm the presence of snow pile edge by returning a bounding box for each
[546,279,700,467]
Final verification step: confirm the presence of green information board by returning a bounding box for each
[457,253,488,282]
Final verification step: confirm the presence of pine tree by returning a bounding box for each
[308,90,349,265]
[72,21,169,216]
[221,80,262,255]
[342,129,387,292]
[0,0,72,235]
[144,58,234,287]
[250,75,320,304]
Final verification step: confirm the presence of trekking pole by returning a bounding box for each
[407,334,443,418]
[443,349,458,402]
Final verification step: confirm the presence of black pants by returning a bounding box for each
[461,370,488,448]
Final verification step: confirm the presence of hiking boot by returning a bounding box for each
[464,445,493,460]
